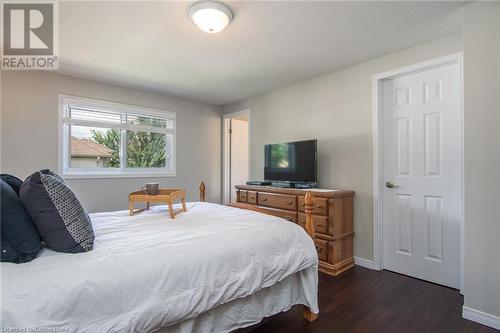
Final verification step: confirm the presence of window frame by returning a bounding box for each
[58,95,176,179]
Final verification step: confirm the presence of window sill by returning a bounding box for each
[63,172,176,180]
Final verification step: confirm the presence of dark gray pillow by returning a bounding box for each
[1,235,20,262]
[1,179,41,263]
[20,171,94,253]
[1,174,23,196]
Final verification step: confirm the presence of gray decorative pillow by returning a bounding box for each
[20,170,94,253]
[39,168,65,183]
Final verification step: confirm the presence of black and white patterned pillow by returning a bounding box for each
[39,168,65,183]
[20,170,94,253]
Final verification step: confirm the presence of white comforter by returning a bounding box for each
[1,202,318,333]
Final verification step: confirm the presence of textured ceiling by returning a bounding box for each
[59,1,465,105]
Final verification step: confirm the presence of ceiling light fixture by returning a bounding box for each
[189,1,233,34]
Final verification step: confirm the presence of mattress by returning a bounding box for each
[1,202,318,333]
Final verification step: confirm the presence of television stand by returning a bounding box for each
[232,184,355,277]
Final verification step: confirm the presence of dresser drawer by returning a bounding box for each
[314,239,328,262]
[238,190,248,203]
[259,207,297,223]
[298,213,329,235]
[298,196,328,216]
[247,191,257,204]
[258,193,297,210]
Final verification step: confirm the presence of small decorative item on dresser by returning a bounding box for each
[129,188,187,219]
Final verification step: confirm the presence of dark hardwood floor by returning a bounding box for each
[247,266,498,333]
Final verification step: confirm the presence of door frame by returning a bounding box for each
[372,53,464,292]
[222,109,250,204]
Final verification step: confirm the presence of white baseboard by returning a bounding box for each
[463,306,500,330]
[354,256,376,270]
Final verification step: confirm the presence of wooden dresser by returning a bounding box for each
[232,185,355,276]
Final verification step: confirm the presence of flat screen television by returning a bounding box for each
[264,139,317,183]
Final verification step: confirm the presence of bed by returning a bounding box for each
[1,183,319,333]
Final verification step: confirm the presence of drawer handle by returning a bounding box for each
[315,245,321,252]
[287,199,293,204]
[285,216,292,221]
[261,197,267,201]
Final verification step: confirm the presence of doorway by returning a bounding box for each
[373,54,464,290]
[223,110,250,204]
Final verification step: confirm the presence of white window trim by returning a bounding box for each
[58,94,176,179]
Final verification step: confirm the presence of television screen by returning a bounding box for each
[264,139,317,183]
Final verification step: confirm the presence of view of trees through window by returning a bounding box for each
[89,128,120,167]
[125,131,166,168]
[63,97,175,175]
[89,129,166,168]
[91,117,166,168]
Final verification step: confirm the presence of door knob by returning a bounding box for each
[386,181,397,188]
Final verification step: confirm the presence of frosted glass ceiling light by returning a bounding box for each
[189,1,233,33]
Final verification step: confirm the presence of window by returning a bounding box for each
[59,95,175,178]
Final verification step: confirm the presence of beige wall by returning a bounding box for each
[1,71,222,212]
[224,33,462,261]
[462,2,500,319]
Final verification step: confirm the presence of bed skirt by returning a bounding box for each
[155,266,318,333]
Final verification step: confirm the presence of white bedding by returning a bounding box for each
[1,202,318,333]
[159,269,317,333]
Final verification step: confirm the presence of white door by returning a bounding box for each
[230,118,248,203]
[382,62,461,288]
